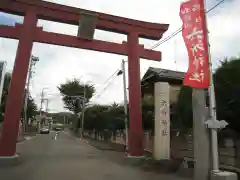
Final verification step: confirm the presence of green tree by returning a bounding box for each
[58,78,95,132]
[58,79,95,113]
[0,72,11,122]
[175,85,193,131]
[142,95,154,130]
[214,57,240,131]
[22,96,37,119]
[83,103,125,131]
[84,105,107,133]
[106,103,125,131]
[0,73,37,122]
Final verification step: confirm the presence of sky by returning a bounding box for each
[0,0,239,113]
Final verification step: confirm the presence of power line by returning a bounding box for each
[150,0,226,50]
[90,75,119,102]
[151,28,182,50]
[33,69,120,104]
[90,79,116,101]
[90,69,120,102]
[102,69,120,85]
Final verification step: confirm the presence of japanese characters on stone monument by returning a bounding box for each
[154,82,170,160]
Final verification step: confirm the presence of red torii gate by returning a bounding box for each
[0,0,168,157]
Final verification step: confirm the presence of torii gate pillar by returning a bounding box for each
[0,11,37,156]
[127,32,144,156]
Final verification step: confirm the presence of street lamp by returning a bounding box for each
[31,55,39,65]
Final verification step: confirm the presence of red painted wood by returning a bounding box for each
[0,10,37,156]
[0,25,161,60]
[127,32,144,156]
[0,25,19,39]
[34,29,161,60]
[35,28,128,55]
[0,0,168,40]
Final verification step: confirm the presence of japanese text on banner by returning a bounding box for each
[180,0,210,88]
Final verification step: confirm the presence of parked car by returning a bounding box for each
[53,124,64,131]
[54,126,63,131]
[40,127,50,134]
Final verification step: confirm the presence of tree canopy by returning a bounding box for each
[58,79,95,113]
[175,86,193,131]
[22,95,38,119]
[0,73,37,122]
[81,103,125,131]
[214,57,240,131]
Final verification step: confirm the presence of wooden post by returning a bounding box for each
[0,11,37,156]
[192,89,210,180]
[127,32,144,156]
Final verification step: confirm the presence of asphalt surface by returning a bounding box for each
[0,131,190,180]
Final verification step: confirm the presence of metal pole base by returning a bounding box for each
[211,171,238,180]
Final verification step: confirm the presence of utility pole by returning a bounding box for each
[120,59,129,151]
[23,55,39,133]
[45,99,49,112]
[45,99,49,127]
[40,89,44,118]
[40,87,47,128]
[40,89,44,128]
[81,85,86,139]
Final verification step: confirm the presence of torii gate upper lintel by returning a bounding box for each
[0,0,169,157]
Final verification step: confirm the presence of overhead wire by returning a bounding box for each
[102,69,120,85]
[90,79,116,102]
[33,68,120,107]
[89,68,121,102]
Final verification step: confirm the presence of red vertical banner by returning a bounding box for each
[180,0,210,88]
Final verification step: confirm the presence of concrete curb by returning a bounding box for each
[83,138,125,152]
[0,154,21,167]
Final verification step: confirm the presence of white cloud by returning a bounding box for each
[0,0,239,112]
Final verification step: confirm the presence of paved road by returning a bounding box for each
[0,131,190,180]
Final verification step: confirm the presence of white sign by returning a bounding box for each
[154,82,170,160]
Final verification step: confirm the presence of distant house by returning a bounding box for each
[141,67,185,104]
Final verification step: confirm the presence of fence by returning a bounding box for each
[84,128,240,172]
[143,129,240,172]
